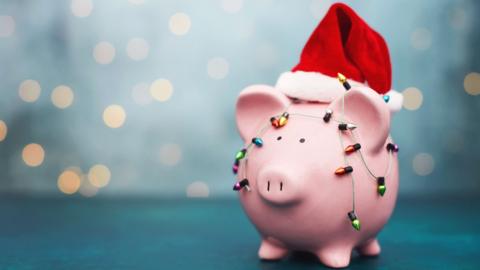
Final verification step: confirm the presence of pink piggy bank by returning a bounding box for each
[231,3,402,268]
[233,85,399,268]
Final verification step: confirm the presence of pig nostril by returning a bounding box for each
[267,181,270,191]
[280,182,283,191]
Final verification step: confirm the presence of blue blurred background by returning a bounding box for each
[0,0,479,198]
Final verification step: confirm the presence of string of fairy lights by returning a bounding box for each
[232,73,399,231]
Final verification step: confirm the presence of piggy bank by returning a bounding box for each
[233,84,399,268]
[231,3,402,268]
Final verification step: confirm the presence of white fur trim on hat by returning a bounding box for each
[275,71,363,103]
[275,71,402,113]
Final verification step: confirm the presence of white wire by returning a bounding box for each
[337,90,357,212]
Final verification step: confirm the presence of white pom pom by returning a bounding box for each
[385,90,403,113]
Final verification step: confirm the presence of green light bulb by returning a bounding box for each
[352,219,361,231]
[235,149,246,160]
[378,185,386,196]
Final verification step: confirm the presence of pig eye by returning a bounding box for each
[276,136,282,141]
[299,138,306,143]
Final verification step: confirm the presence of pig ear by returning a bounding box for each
[329,87,391,154]
[236,85,290,141]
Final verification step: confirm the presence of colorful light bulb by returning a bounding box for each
[233,182,241,190]
[337,73,351,90]
[323,109,333,123]
[348,211,361,231]
[271,113,289,128]
[383,95,390,103]
[270,117,280,128]
[252,137,263,147]
[377,177,386,196]
[386,143,399,152]
[232,162,239,174]
[338,123,357,131]
[338,73,347,83]
[335,166,353,175]
[233,178,250,191]
[278,116,288,127]
[345,143,361,154]
[235,149,246,160]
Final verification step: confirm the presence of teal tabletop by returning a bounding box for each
[0,195,478,270]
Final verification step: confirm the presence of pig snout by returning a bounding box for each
[257,167,303,205]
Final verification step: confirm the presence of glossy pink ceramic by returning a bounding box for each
[235,85,399,268]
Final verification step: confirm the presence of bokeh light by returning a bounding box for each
[88,164,111,188]
[159,143,182,166]
[186,181,209,198]
[150,79,173,102]
[51,85,74,109]
[79,176,98,197]
[0,15,15,37]
[207,57,229,80]
[103,105,126,128]
[221,0,243,13]
[169,13,191,36]
[413,153,435,176]
[402,87,423,110]
[131,82,153,105]
[93,41,116,65]
[463,72,480,96]
[70,0,93,18]
[19,79,41,103]
[22,143,45,167]
[126,38,150,61]
[57,169,82,194]
[0,120,7,142]
[410,27,432,51]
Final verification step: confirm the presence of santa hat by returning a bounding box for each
[276,3,402,112]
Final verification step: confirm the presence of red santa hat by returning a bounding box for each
[275,3,402,112]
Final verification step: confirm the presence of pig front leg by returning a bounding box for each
[258,238,289,260]
[315,246,352,268]
[356,238,381,256]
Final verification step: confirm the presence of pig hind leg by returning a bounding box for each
[356,238,381,256]
[258,239,289,260]
[314,246,352,268]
